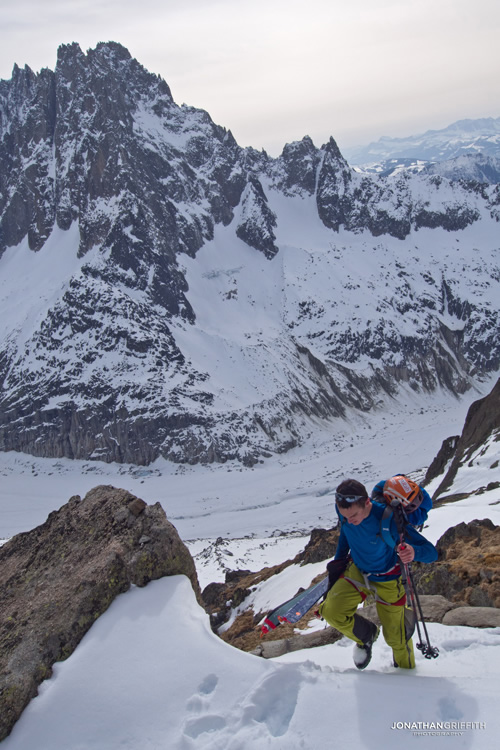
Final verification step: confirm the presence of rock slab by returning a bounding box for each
[0,485,199,741]
[442,606,500,628]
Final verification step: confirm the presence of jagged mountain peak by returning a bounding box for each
[90,40,133,60]
[57,41,135,72]
[0,43,499,466]
[322,134,347,160]
[280,134,316,155]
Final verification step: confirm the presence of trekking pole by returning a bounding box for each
[396,545,428,654]
[390,501,439,660]
[406,566,439,658]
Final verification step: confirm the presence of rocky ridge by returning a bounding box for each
[0,43,499,466]
[425,376,500,498]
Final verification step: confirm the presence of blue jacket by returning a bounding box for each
[334,501,437,581]
[371,479,433,527]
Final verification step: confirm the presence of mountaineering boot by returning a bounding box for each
[352,616,379,670]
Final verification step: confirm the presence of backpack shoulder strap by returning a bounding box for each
[378,504,397,548]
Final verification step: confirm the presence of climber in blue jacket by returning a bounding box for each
[319,478,437,670]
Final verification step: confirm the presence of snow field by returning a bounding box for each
[2,576,499,750]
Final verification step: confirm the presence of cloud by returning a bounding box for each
[1,0,499,154]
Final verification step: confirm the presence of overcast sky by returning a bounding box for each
[1,0,499,156]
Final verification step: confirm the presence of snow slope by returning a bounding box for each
[1,576,498,750]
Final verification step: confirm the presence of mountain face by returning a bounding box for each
[0,42,499,466]
[344,117,500,178]
[425,377,500,499]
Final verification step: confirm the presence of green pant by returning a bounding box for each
[319,561,415,669]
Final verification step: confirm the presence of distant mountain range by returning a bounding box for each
[343,117,500,180]
[0,43,499,466]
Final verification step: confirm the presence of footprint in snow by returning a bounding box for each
[184,674,226,738]
[183,714,227,740]
[198,673,218,694]
[242,669,300,738]
[185,673,219,712]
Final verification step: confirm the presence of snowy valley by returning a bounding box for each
[0,376,499,749]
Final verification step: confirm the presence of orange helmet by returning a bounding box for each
[383,475,422,513]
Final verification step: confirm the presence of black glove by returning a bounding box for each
[326,557,349,590]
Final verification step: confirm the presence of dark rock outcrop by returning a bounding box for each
[235,177,278,258]
[430,378,500,498]
[297,527,339,565]
[276,136,321,196]
[202,557,299,633]
[412,519,500,607]
[424,435,460,487]
[0,485,199,741]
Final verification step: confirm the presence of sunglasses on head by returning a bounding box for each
[335,492,366,504]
